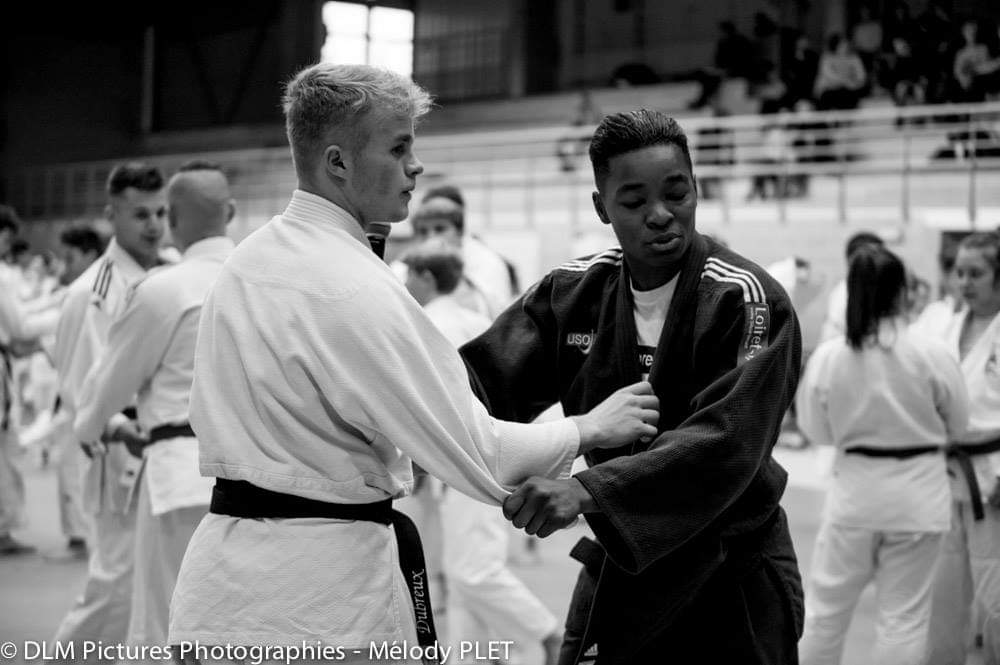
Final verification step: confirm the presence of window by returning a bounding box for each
[321,2,414,77]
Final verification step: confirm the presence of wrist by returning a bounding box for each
[571,477,598,514]
[570,415,598,454]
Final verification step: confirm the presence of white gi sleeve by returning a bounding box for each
[795,340,835,447]
[332,290,579,506]
[925,338,970,442]
[74,282,176,443]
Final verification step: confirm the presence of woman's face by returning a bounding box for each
[955,246,1000,315]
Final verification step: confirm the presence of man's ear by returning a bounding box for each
[225,200,236,225]
[323,144,349,181]
[104,203,114,222]
[592,191,611,225]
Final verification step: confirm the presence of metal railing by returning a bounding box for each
[4,101,999,238]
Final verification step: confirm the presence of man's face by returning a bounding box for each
[593,144,697,289]
[347,112,424,225]
[108,187,167,266]
[59,244,97,286]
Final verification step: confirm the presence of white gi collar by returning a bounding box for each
[105,237,149,284]
[283,189,369,247]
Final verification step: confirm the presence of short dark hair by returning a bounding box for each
[845,231,884,260]
[178,159,224,173]
[589,110,694,189]
[10,238,29,258]
[60,225,105,256]
[846,245,907,350]
[421,184,465,208]
[0,204,21,235]
[106,162,165,198]
[402,239,464,294]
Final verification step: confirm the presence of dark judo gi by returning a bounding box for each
[461,233,804,665]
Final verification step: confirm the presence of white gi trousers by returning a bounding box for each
[126,476,207,654]
[0,427,24,535]
[928,499,1000,665]
[799,523,941,665]
[441,487,558,665]
[52,449,137,652]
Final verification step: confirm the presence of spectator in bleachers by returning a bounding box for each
[884,36,927,113]
[782,33,820,110]
[971,20,1000,101]
[686,20,756,110]
[913,0,955,103]
[952,19,991,102]
[814,34,868,111]
[851,5,884,90]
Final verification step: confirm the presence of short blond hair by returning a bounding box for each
[282,63,432,172]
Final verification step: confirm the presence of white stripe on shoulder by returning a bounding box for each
[702,266,754,303]
[705,257,765,302]
[558,248,623,272]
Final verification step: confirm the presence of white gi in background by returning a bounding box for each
[168,191,580,659]
[51,238,155,647]
[917,303,1000,664]
[421,294,560,665]
[459,235,517,319]
[75,236,232,651]
[796,318,968,665]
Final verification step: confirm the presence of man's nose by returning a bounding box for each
[409,154,424,177]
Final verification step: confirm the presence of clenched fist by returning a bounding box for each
[572,381,659,454]
[503,477,597,538]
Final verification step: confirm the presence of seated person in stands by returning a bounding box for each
[814,34,867,111]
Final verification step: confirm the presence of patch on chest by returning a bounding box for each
[566,330,596,355]
[740,303,771,365]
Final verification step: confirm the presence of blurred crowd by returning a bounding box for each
[689,0,1000,116]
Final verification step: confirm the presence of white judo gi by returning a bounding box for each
[75,237,232,655]
[168,191,580,664]
[917,304,1000,665]
[796,319,968,665]
[51,239,156,650]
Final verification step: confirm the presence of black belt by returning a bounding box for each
[149,422,196,444]
[0,343,11,432]
[210,478,439,663]
[846,437,1000,520]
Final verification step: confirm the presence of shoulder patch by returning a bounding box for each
[701,257,770,364]
[740,303,771,365]
[556,247,623,273]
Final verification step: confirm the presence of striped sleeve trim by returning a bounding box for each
[702,257,766,303]
[91,259,113,300]
[557,248,623,273]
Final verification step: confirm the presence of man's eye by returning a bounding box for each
[621,201,643,210]
[392,145,406,156]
